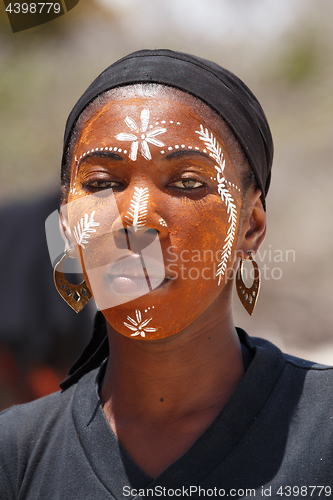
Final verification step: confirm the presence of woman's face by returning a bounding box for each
[64,88,243,340]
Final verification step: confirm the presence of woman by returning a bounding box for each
[1,50,332,499]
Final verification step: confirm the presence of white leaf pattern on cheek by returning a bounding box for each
[195,124,238,284]
[73,211,100,249]
[115,109,166,161]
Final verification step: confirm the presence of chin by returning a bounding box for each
[101,296,199,342]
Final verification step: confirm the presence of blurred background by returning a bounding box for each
[0,0,332,409]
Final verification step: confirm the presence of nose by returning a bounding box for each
[112,220,158,253]
[112,186,167,253]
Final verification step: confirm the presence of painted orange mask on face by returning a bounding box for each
[65,90,242,340]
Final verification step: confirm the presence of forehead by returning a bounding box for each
[75,86,226,147]
[70,85,242,194]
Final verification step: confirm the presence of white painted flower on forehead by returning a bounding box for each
[124,309,157,337]
[73,211,100,249]
[195,125,238,285]
[115,109,166,161]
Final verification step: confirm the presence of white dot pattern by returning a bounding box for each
[76,145,129,164]
[157,142,241,193]
[74,127,240,194]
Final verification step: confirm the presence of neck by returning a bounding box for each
[100,294,244,422]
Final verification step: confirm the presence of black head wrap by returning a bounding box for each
[62,49,273,209]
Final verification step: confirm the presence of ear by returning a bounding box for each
[59,205,77,259]
[237,188,266,258]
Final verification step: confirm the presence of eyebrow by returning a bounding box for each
[165,149,214,163]
[77,151,123,171]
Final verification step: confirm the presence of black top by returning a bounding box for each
[1,331,333,499]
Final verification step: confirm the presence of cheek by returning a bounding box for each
[181,192,240,285]
[97,199,240,341]
[64,191,124,269]
[163,204,226,291]
[198,208,229,246]
[169,196,231,255]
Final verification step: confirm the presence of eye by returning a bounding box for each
[84,180,122,190]
[172,179,204,190]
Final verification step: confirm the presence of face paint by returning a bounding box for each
[124,309,157,338]
[115,109,166,161]
[67,91,243,340]
[73,210,100,249]
[125,187,149,232]
[155,125,241,285]
[159,218,167,228]
[195,125,238,284]
[61,188,165,311]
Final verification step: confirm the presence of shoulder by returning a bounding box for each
[0,367,102,499]
[1,381,76,419]
[239,327,333,391]
[251,333,333,374]
[0,387,74,454]
[248,331,333,372]
[241,329,333,371]
[282,350,333,406]
[244,331,333,408]
[0,387,75,498]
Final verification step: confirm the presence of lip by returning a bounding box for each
[106,254,167,280]
[106,254,171,296]
[107,275,173,295]
[107,275,149,296]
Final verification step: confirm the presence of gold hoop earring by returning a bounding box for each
[53,252,92,313]
[236,252,260,316]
